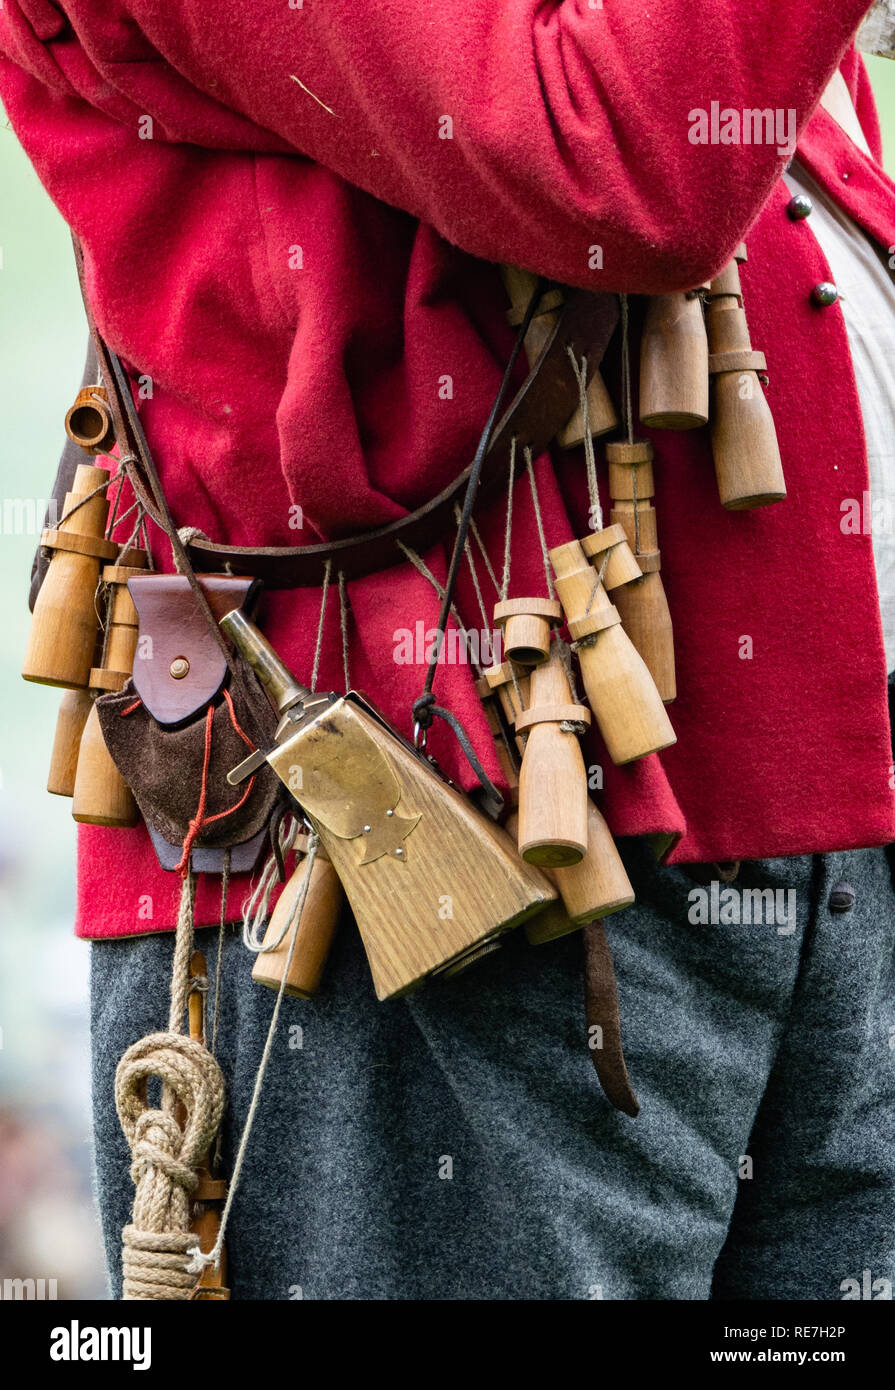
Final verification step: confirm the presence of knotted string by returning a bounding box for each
[523,445,555,601]
[499,437,517,603]
[566,346,603,534]
[396,540,485,680]
[564,348,610,612]
[114,872,227,1299]
[311,558,332,692]
[455,505,491,636]
[337,570,351,691]
[188,834,321,1279]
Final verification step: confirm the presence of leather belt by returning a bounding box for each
[71,235,618,588]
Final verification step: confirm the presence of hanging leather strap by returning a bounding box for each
[70,235,618,588]
[583,921,640,1118]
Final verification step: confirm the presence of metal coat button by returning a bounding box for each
[787,193,813,220]
[828,882,856,914]
[811,281,839,307]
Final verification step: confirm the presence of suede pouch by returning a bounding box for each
[95,574,281,866]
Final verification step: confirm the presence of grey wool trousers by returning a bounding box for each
[89,835,895,1300]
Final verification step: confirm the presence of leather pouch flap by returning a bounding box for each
[128,574,257,724]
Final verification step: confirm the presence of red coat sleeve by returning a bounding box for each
[0,0,874,290]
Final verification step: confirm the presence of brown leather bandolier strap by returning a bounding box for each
[71,234,618,588]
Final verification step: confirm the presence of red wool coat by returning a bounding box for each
[1,1,893,938]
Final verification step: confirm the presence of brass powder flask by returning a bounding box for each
[222,610,556,1001]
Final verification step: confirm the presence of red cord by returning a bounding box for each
[175,693,260,876]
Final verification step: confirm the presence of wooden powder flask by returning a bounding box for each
[605,440,676,703]
[705,243,786,510]
[549,537,676,764]
[525,799,636,944]
[186,950,230,1301]
[483,660,531,757]
[493,595,562,666]
[556,374,619,449]
[580,522,643,592]
[501,265,618,444]
[22,461,115,689]
[72,550,148,827]
[639,289,710,429]
[47,688,94,797]
[64,384,115,454]
[251,833,344,998]
[515,644,590,866]
[475,671,633,941]
[474,674,519,792]
[221,611,557,1001]
[503,810,577,945]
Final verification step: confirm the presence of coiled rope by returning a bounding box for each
[114,875,226,1299]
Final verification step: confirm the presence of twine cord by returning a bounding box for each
[210,850,231,1061]
[499,437,517,603]
[455,508,491,636]
[242,815,301,951]
[620,294,635,447]
[115,874,227,1299]
[566,347,602,531]
[619,292,642,554]
[337,570,351,691]
[104,465,127,538]
[310,558,332,692]
[188,835,321,1278]
[396,541,484,679]
[556,636,583,706]
[467,514,500,595]
[173,526,210,573]
[523,445,555,600]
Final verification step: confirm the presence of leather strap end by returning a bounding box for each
[583,919,640,1118]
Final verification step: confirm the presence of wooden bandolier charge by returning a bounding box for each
[24,449,150,825]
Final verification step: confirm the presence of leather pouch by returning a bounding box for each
[95,574,282,869]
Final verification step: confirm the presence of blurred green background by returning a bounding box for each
[0,58,893,1299]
